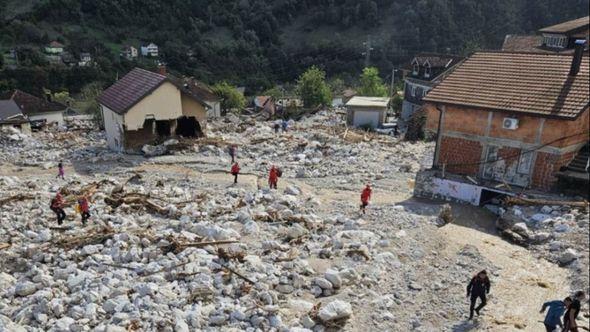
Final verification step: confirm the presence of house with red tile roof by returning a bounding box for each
[0,89,67,126]
[97,67,209,152]
[422,44,589,193]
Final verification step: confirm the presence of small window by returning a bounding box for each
[424,63,431,78]
[517,151,534,174]
[411,85,416,97]
[411,59,419,75]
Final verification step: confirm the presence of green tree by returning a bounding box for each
[358,67,388,97]
[391,94,403,117]
[0,55,4,69]
[212,82,246,112]
[296,66,331,108]
[262,86,283,100]
[80,82,104,127]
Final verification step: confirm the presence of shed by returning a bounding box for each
[345,96,391,129]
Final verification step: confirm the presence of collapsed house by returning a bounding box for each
[419,45,589,202]
[0,89,67,127]
[98,68,209,153]
[0,100,31,134]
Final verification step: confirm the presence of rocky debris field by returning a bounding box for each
[492,202,589,293]
[0,111,587,331]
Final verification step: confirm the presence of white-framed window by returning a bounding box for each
[410,85,416,97]
[424,62,431,78]
[517,151,534,175]
[412,59,419,75]
[543,35,567,48]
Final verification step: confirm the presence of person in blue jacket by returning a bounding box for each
[539,297,571,332]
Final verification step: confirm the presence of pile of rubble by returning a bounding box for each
[1,111,586,331]
[491,200,589,291]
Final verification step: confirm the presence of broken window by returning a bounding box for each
[155,120,171,137]
[483,146,499,179]
[517,151,534,174]
[176,116,203,138]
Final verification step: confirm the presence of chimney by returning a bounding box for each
[569,39,586,76]
[157,63,167,76]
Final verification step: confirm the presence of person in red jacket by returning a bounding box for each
[50,192,66,225]
[231,162,240,184]
[78,196,90,225]
[269,165,279,189]
[360,184,372,214]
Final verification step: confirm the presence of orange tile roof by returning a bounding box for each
[423,51,589,119]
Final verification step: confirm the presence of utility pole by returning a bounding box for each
[389,68,396,97]
[362,36,374,68]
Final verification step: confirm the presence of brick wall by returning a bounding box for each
[532,151,577,190]
[437,136,483,175]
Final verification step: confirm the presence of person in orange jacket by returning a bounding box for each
[360,184,372,214]
[231,162,240,184]
[78,196,90,225]
[50,192,66,225]
[269,165,279,189]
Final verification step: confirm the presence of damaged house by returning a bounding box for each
[422,44,589,196]
[98,68,209,152]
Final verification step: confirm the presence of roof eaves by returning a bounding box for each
[423,99,587,120]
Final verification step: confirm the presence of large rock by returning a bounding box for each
[15,281,37,297]
[511,222,530,238]
[318,300,352,322]
[559,249,579,265]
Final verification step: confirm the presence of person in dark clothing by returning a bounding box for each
[57,161,65,179]
[540,297,571,332]
[467,270,491,319]
[50,193,66,225]
[563,291,586,332]
[274,122,280,134]
[229,145,237,164]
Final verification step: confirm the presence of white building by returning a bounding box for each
[141,43,159,57]
[345,96,391,129]
[1,90,66,127]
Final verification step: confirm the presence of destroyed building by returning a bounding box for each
[422,46,589,193]
[98,68,209,152]
[0,90,67,127]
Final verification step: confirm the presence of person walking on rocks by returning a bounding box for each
[77,196,90,225]
[229,145,237,164]
[467,270,491,319]
[231,162,241,184]
[57,161,65,179]
[269,165,279,189]
[360,184,372,214]
[563,291,586,332]
[50,192,66,225]
[540,297,570,332]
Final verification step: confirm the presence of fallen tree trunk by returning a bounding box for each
[0,193,34,206]
[504,196,589,208]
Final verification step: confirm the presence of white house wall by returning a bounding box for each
[101,105,124,152]
[29,112,65,126]
[123,82,183,131]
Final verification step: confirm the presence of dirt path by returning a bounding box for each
[440,222,569,331]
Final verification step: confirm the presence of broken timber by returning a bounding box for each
[504,196,589,208]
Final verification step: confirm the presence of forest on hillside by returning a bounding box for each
[0,0,588,96]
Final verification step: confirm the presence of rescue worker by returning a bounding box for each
[360,184,372,214]
[563,291,586,332]
[274,122,280,134]
[50,192,66,225]
[57,161,65,179]
[229,145,237,164]
[269,165,279,189]
[540,297,571,332]
[231,162,240,184]
[78,196,90,225]
[467,270,491,319]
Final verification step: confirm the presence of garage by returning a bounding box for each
[352,110,381,128]
[345,96,390,129]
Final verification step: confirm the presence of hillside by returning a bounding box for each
[0,0,588,95]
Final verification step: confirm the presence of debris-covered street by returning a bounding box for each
[1,112,588,331]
